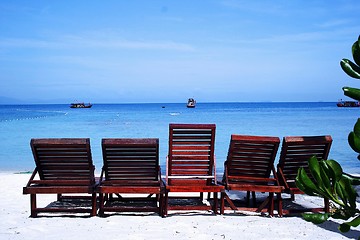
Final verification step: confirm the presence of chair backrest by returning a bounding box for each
[225,135,280,183]
[167,123,216,185]
[30,138,95,185]
[277,135,332,187]
[101,138,160,183]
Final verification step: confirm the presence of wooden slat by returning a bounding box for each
[98,138,162,215]
[101,138,160,182]
[226,135,279,179]
[167,124,216,184]
[277,135,332,189]
[23,138,97,217]
[30,138,95,183]
[224,134,280,183]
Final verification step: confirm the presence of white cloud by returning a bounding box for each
[0,34,195,51]
[315,19,351,28]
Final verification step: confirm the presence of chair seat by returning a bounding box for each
[226,183,283,193]
[97,185,162,194]
[166,184,224,192]
[23,185,94,194]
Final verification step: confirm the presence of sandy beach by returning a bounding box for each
[1,172,358,240]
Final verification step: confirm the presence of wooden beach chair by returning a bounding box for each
[97,138,164,216]
[220,135,283,216]
[276,135,332,214]
[163,123,224,216]
[23,138,97,217]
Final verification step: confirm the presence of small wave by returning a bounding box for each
[169,112,180,116]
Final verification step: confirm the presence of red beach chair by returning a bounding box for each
[220,135,283,216]
[163,123,224,216]
[23,138,97,217]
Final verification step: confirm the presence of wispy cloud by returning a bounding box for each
[0,34,195,52]
[315,19,351,28]
[219,0,285,15]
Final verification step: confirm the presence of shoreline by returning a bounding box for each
[2,172,359,239]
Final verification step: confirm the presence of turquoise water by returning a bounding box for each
[1,102,359,174]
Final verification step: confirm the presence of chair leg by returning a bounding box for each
[246,191,257,207]
[268,193,274,217]
[30,194,37,218]
[252,191,256,206]
[158,193,164,217]
[220,191,225,214]
[291,193,295,201]
[257,196,270,213]
[324,197,330,213]
[277,193,283,217]
[98,193,105,217]
[246,191,250,207]
[223,191,237,211]
[162,192,167,217]
[91,193,97,217]
[207,192,211,200]
[213,192,218,215]
[164,191,168,217]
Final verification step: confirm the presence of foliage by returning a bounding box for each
[296,35,360,233]
[295,157,360,232]
[341,35,360,100]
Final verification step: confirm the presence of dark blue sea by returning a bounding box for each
[1,102,359,174]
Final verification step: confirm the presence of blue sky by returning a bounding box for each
[0,0,359,103]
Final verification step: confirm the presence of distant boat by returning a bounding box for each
[70,102,92,108]
[187,98,196,108]
[337,100,360,107]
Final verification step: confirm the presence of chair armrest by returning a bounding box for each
[276,167,290,189]
[25,168,38,187]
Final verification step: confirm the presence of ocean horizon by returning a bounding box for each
[1,102,359,175]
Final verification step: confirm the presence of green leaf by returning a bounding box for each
[343,87,360,101]
[339,223,351,232]
[348,132,360,153]
[308,156,327,193]
[296,168,321,196]
[302,213,330,224]
[338,215,360,233]
[341,59,360,79]
[320,160,331,178]
[337,177,357,209]
[354,118,360,137]
[342,177,357,209]
[352,39,360,66]
[319,161,333,197]
[336,181,348,206]
[340,215,360,233]
[332,209,352,220]
[343,173,360,185]
[325,160,343,182]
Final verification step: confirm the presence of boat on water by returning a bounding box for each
[337,100,360,107]
[70,102,93,108]
[187,98,196,108]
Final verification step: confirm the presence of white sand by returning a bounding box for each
[1,172,359,240]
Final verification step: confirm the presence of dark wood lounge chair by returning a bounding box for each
[276,135,332,214]
[163,123,224,216]
[220,135,284,216]
[97,138,164,217]
[23,138,97,217]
